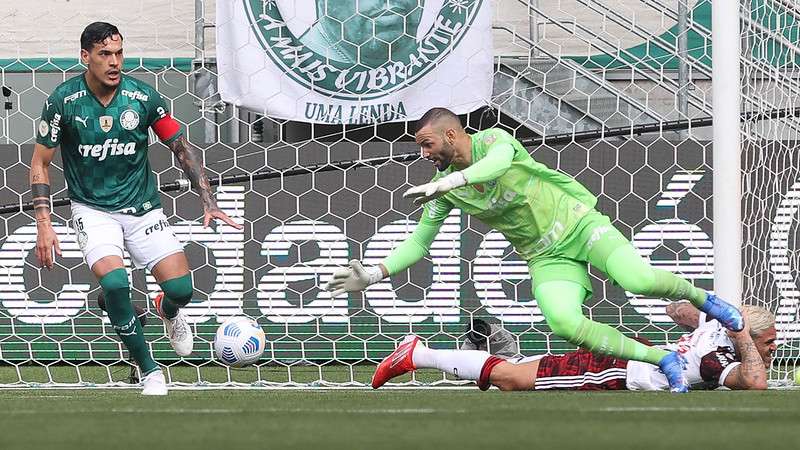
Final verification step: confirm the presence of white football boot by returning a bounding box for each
[141,370,168,396]
[152,292,194,357]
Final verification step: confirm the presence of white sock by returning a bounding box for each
[412,342,492,380]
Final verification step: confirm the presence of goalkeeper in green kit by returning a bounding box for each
[325,107,744,393]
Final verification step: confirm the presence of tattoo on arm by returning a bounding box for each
[666,302,700,331]
[729,335,767,389]
[168,135,218,212]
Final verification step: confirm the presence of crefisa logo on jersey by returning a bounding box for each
[120,109,140,130]
[79,138,136,161]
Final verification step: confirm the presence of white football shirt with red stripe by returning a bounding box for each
[626,315,740,391]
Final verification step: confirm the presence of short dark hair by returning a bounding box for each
[80,22,123,51]
[414,107,462,133]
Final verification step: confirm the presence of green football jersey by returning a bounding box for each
[423,128,598,261]
[36,73,182,215]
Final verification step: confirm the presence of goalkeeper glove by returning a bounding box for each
[325,259,384,297]
[402,172,467,206]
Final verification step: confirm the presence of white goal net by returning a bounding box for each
[0,0,796,388]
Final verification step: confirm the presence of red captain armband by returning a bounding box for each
[151,114,182,142]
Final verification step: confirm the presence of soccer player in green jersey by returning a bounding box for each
[326,107,745,393]
[30,22,242,395]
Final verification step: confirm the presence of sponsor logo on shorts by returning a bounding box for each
[532,220,565,254]
[587,225,612,251]
[74,217,88,251]
[78,138,136,161]
[145,219,171,236]
[77,231,88,252]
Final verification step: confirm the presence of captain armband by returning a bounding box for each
[151,114,182,142]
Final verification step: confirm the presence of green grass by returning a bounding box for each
[0,389,798,450]
[0,364,453,386]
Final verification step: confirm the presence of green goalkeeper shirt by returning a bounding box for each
[383,128,598,274]
[35,73,183,216]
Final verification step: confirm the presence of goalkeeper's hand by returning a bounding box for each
[402,172,467,206]
[325,260,384,297]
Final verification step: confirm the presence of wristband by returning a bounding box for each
[31,183,51,212]
[365,266,384,285]
[441,171,467,190]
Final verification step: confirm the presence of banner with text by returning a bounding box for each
[216,0,493,124]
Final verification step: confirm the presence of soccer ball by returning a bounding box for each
[213,318,267,367]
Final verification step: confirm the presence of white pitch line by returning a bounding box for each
[0,394,76,399]
[0,406,785,415]
[111,408,444,414]
[0,407,448,415]
[593,406,776,413]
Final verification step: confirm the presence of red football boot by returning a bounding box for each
[371,335,419,389]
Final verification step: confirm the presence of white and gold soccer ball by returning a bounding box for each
[213,318,267,367]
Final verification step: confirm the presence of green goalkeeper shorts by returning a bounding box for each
[528,210,631,298]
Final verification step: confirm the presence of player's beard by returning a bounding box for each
[436,142,455,171]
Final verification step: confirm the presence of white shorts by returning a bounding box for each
[71,202,184,271]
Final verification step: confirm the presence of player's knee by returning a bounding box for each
[494,380,517,391]
[99,268,130,296]
[160,274,193,307]
[545,313,583,340]
[490,363,533,391]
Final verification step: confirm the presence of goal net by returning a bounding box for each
[0,0,796,388]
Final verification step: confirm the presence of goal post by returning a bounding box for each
[712,0,742,307]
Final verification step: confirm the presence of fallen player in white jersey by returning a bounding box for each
[372,304,776,391]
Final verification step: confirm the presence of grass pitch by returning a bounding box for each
[0,388,797,450]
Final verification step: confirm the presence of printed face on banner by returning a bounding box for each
[251,0,481,96]
[295,0,425,69]
[225,0,492,124]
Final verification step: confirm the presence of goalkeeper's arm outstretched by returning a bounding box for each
[325,107,745,393]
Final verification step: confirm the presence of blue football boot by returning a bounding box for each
[658,351,689,393]
[700,293,745,332]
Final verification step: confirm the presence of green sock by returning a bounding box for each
[573,317,669,365]
[652,269,707,308]
[158,274,193,320]
[100,268,158,375]
[536,280,669,365]
[603,244,708,308]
